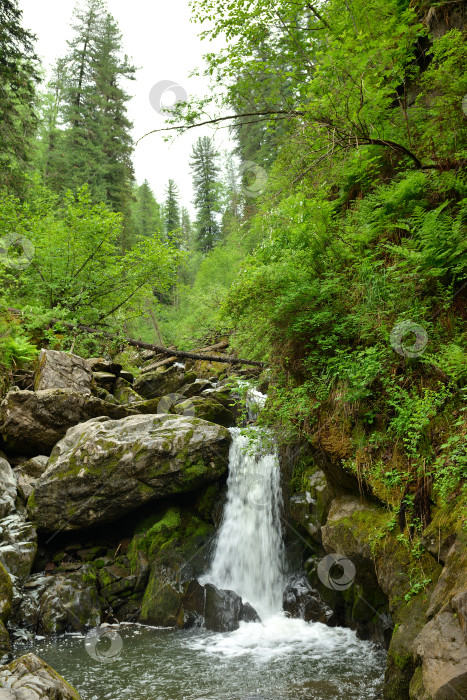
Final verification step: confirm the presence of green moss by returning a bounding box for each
[0,563,13,623]
[195,484,219,520]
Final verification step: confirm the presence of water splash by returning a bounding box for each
[206,428,285,619]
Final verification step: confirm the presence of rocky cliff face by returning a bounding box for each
[282,436,467,700]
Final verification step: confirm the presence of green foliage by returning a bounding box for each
[0,0,40,193]
[190,136,223,252]
[0,180,183,326]
[0,322,37,370]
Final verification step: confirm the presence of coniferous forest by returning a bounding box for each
[0,2,466,699]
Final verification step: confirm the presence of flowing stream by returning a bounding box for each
[13,417,386,699]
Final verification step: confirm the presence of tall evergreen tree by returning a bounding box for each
[190,136,222,252]
[164,179,181,239]
[0,0,40,193]
[45,0,136,223]
[132,180,163,238]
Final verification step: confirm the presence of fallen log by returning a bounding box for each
[6,308,266,368]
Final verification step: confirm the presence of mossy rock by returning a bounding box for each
[173,396,235,427]
[113,377,143,405]
[133,366,196,400]
[27,413,231,532]
[0,653,82,699]
[0,619,10,657]
[130,505,214,627]
[139,572,182,627]
[0,562,13,623]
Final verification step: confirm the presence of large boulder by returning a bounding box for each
[28,414,231,532]
[0,653,82,699]
[411,610,467,699]
[203,583,260,632]
[34,349,92,394]
[133,366,196,400]
[0,389,138,456]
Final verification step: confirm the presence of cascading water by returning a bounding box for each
[16,386,386,698]
[207,427,285,618]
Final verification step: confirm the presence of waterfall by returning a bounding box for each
[206,427,285,619]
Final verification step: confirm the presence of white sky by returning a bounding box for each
[19,0,233,215]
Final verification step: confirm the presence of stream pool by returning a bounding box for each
[13,617,385,700]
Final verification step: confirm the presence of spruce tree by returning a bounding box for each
[190,136,222,252]
[133,180,163,238]
[45,0,136,222]
[164,179,181,240]
[0,0,40,193]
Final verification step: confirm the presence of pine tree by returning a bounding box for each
[190,136,222,252]
[45,0,136,222]
[133,180,163,238]
[164,179,181,240]
[0,0,40,193]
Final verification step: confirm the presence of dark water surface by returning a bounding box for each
[14,618,385,700]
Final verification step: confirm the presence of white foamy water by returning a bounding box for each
[188,614,374,661]
[204,427,285,619]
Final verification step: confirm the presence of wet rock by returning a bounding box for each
[15,570,100,635]
[0,513,37,585]
[0,458,16,518]
[0,652,82,699]
[204,583,243,632]
[133,366,196,400]
[411,610,467,699]
[283,574,334,624]
[181,579,205,626]
[139,571,182,627]
[0,389,138,456]
[240,602,261,623]
[34,349,92,394]
[173,396,235,428]
[28,414,231,532]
